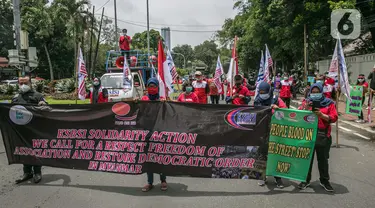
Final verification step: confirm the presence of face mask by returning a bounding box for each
[186,87,193,93]
[316,80,323,84]
[196,77,202,81]
[259,93,270,100]
[19,84,31,93]
[310,93,322,101]
[358,79,364,82]
[147,86,158,95]
[283,77,288,80]
[93,81,99,86]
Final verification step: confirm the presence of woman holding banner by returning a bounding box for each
[298,83,338,192]
[139,78,168,192]
[254,81,287,188]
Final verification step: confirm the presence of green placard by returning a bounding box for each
[266,108,318,182]
[345,85,363,116]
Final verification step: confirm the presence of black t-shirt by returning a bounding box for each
[11,91,46,104]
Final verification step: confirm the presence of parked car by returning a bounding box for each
[0,80,18,87]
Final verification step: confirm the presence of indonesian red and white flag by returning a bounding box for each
[226,36,238,88]
[214,56,224,93]
[77,48,88,100]
[157,40,173,98]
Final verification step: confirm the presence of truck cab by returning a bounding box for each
[102,50,157,102]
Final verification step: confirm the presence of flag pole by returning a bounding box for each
[75,42,81,105]
[336,44,340,148]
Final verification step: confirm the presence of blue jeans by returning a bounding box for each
[147,172,166,185]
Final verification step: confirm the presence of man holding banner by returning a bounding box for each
[298,83,338,192]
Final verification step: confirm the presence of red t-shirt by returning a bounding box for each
[232,85,250,105]
[298,101,338,137]
[177,92,199,103]
[208,79,219,95]
[280,80,292,98]
[119,35,131,51]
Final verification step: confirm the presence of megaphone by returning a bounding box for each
[116,56,125,69]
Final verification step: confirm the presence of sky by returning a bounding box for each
[90,0,238,47]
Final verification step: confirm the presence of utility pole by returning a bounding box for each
[114,0,118,50]
[147,0,150,67]
[13,0,23,76]
[304,24,308,82]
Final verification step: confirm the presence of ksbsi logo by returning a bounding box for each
[9,105,33,125]
[224,107,256,131]
[112,102,138,126]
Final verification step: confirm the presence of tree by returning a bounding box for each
[172,44,194,68]
[22,0,55,80]
[132,29,161,52]
[194,40,219,73]
[0,0,13,57]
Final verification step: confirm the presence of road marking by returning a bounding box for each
[339,126,352,132]
[353,133,371,140]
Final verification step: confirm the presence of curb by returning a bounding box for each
[290,100,375,141]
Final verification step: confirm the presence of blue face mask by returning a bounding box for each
[316,80,323,84]
[310,93,322,101]
[259,93,270,100]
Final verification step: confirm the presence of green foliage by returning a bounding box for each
[55,78,76,93]
[0,84,15,95]
[194,40,219,73]
[0,0,14,57]
[50,93,77,100]
[172,44,194,68]
[215,0,369,74]
[132,29,161,52]
[176,68,188,77]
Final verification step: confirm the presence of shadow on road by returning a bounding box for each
[17,174,71,186]
[19,177,349,197]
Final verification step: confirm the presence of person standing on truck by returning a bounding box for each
[119,28,132,58]
[140,77,168,192]
[12,76,47,184]
[192,71,209,104]
[87,78,108,104]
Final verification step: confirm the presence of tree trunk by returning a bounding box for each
[44,44,54,80]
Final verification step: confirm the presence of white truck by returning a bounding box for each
[100,71,145,102]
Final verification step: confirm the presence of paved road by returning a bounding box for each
[1,124,375,208]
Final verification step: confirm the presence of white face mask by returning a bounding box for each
[358,79,364,82]
[93,81,100,86]
[259,93,270,100]
[19,84,31,93]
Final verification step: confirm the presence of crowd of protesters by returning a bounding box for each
[11,65,375,193]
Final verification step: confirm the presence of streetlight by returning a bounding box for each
[171,52,186,69]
